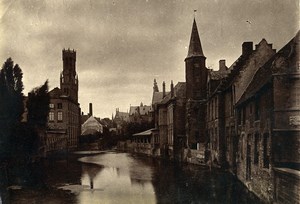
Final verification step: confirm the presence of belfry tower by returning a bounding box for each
[185,18,208,149]
[60,49,79,103]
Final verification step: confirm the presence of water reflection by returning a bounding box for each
[0,152,262,204]
[77,153,156,204]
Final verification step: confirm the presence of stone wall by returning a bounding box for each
[274,168,300,204]
[44,132,68,155]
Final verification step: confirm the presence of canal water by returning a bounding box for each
[0,151,261,204]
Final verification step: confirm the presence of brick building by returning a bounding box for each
[185,19,208,152]
[207,39,276,168]
[206,60,230,166]
[235,32,300,203]
[205,30,300,202]
[154,81,186,161]
[46,49,81,151]
[147,18,208,162]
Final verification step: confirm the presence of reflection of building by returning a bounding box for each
[46,49,81,151]
[125,17,300,203]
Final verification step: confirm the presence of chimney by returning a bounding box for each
[153,79,159,92]
[219,60,227,71]
[81,111,84,115]
[89,103,93,116]
[242,42,253,56]
[171,80,174,97]
[163,81,166,97]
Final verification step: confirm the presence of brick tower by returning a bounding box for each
[185,18,208,149]
[60,49,78,103]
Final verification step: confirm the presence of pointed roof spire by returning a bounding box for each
[186,18,205,59]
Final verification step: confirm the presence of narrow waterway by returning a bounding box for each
[0,151,261,204]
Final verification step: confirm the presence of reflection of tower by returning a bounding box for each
[60,49,78,103]
[90,178,94,189]
[82,163,103,190]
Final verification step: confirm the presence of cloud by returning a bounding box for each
[0,0,298,117]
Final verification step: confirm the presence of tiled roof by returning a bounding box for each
[133,128,155,137]
[139,106,152,115]
[212,53,252,95]
[81,116,103,135]
[49,87,62,98]
[129,105,151,115]
[209,70,229,80]
[152,91,167,105]
[161,92,172,104]
[160,82,186,105]
[129,106,139,115]
[115,111,129,121]
[186,19,205,58]
[237,31,299,106]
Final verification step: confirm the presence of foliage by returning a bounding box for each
[0,58,24,160]
[27,80,50,127]
[0,58,24,123]
[0,58,49,162]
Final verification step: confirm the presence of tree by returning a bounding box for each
[0,58,24,160]
[0,58,24,123]
[11,80,50,160]
[27,80,50,127]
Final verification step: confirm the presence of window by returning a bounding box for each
[49,112,54,121]
[215,97,218,118]
[49,103,54,109]
[230,91,234,116]
[254,133,259,164]
[263,133,269,168]
[240,135,244,160]
[212,99,215,119]
[242,107,246,124]
[255,100,260,121]
[58,111,63,121]
[238,109,242,125]
[57,103,63,109]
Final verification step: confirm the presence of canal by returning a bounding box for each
[0,151,261,203]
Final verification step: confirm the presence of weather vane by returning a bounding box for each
[194,9,197,18]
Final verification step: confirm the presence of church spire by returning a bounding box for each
[186,18,205,59]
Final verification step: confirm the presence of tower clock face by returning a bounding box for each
[194,63,200,68]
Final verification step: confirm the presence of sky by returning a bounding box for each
[0,0,299,118]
